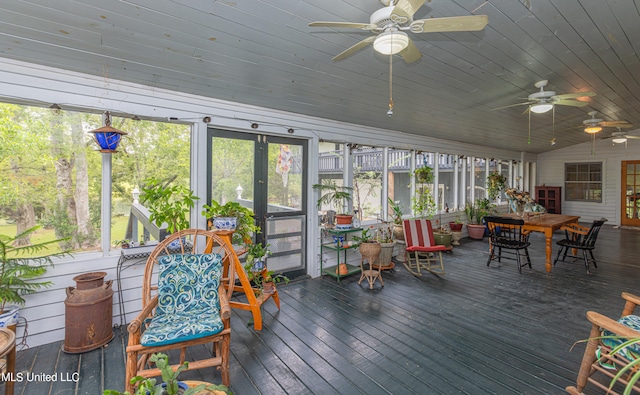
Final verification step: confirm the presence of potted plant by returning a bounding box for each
[114,239,132,249]
[414,165,434,184]
[202,200,260,245]
[449,215,464,245]
[243,263,289,295]
[312,181,353,227]
[448,215,463,232]
[0,226,70,328]
[387,198,405,241]
[245,242,271,273]
[354,227,381,266]
[104,352,232,395]
[140,178,199,235]
[487,171,508,201]
[375,222,396,269]
[432,219,453,248]
[465,199,494,240]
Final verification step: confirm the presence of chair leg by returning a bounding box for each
[589,250,597,268]
[524,248,532,269]
[516,250,522,273]
[553,246,565,266]
[126,350,138,394]
[583,249,591,274]
[497,247,502,263]
[487,244,496,266]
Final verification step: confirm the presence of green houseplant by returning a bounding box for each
[104,352,232,395]
[141,178,199,235]
[388,198,405,241]
[202,200,260,245]
[465,199,494,240]
[487,172,508,201]
[312,181,353,226]
[0,226,70,327]
[413,165,436,219]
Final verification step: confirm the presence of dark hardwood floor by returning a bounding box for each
[6,224,640,394]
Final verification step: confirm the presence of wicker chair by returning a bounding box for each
[566,292,640,395]
[402,219,446,276]
[125,229,235,394]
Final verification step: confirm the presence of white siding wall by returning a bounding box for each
[0,57,528,348]
[537,138,640,225]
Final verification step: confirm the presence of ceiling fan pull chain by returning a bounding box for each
[388,47,394,117]
[528,109,531,144]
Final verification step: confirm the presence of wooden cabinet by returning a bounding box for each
[535,186,562,214]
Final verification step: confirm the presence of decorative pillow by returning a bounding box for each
[601,314,640,357]
[141,253,224,347]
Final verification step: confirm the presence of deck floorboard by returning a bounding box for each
[5,224,639,394]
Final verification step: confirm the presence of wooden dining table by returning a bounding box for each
[501,213,580,272]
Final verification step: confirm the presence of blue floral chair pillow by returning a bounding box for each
[601,314,640,359]
[141,253,224,347]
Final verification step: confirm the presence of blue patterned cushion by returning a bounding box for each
[141,253,224,347]
[602,315,640,356]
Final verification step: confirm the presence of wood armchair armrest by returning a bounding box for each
[560,223,590,235]
[219,284,230,320]
[621,292,640,316]
[586,311,640,338]
[127,295,159,337]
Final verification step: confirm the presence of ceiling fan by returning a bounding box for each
[581,110,632,134]
[493,80,595,113]
[309,0,488,63]
[602,128,640,144]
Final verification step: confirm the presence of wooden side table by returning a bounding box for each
[0,328,16,395]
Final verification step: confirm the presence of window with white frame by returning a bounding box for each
[565,162,602,202]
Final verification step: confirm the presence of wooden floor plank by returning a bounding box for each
[10,224,640,394]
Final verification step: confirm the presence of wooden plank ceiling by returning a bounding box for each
[0,0,639,154]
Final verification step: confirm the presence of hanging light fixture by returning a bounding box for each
[373,31,409,55]
[612,136,627,144]
[88,111,127,153]
[584,125,602,134]
[530,101,553,114]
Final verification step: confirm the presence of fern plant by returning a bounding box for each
[0,226,70,313]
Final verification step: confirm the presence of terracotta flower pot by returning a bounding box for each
[466,224,486,240]
[449,222,463,232]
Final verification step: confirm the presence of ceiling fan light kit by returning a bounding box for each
[584,125,602,134]
[612,137,627,144]
[530,102,553,114]
[373,31,409,55]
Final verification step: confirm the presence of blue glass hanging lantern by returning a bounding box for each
[89,111,127,153]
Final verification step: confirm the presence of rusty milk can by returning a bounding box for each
[63,271,114,353]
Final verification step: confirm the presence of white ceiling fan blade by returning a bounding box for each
[332,36,376,61]
[400,38,422,63]
[600,121,633,128]
[393,0,427,18]
[410,15,488,33]
[309,21,374,30]
[626,135,640,139]
[554,99,589,107]
[491,101,533,111]
[554,91,596,100]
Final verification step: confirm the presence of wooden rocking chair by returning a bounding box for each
[566,292,640,394]
[402,219,447,276]
[125,229,235,394]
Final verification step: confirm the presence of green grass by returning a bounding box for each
[0,216,133,256]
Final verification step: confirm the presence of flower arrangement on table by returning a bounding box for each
[505,188,534,215]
